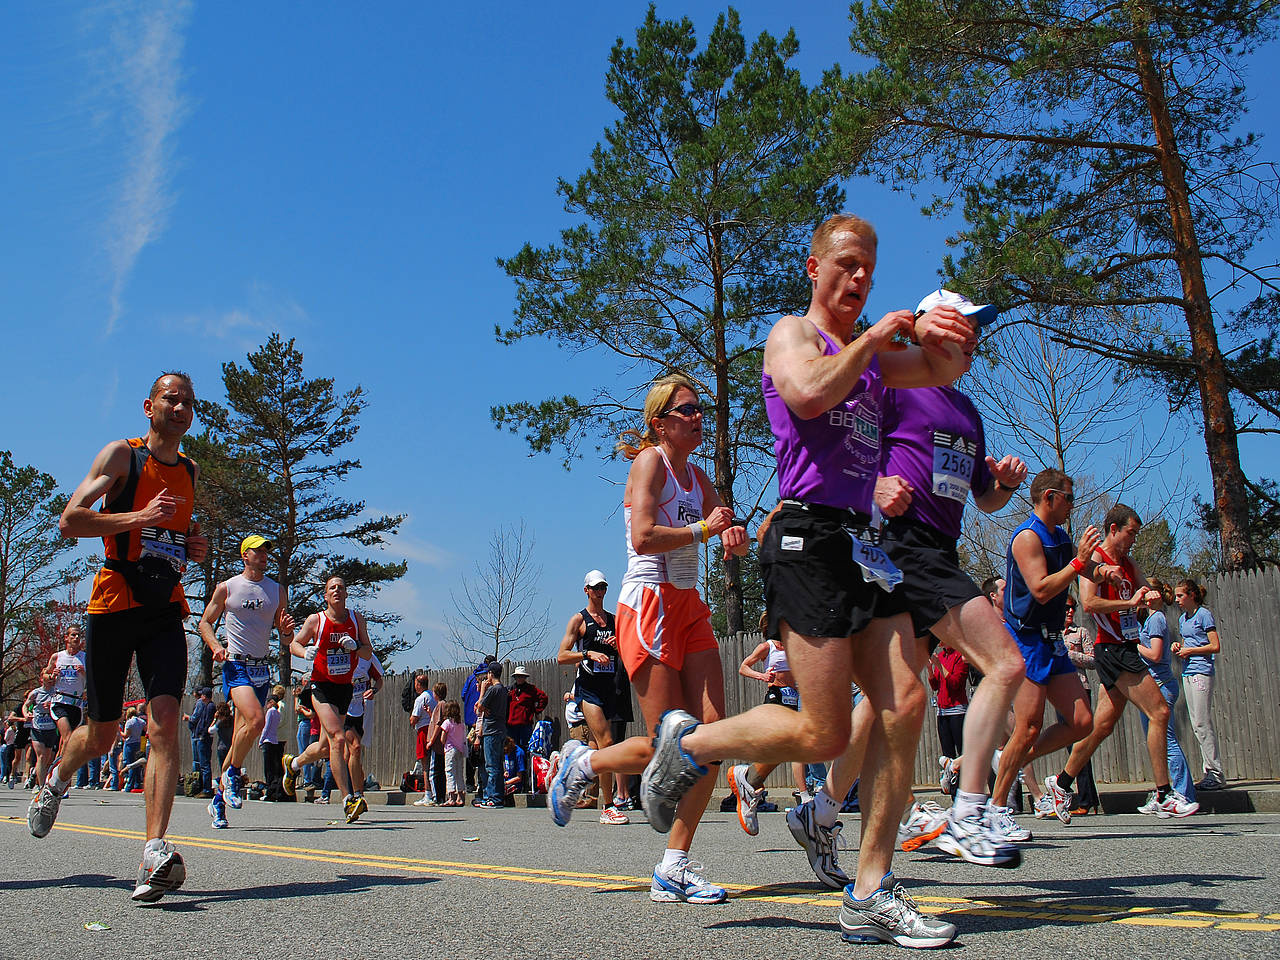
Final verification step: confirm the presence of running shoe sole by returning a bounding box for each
[728,764,759,837]
[900,818,947,852]
[935,831,1022,868]
[132,851,187,903]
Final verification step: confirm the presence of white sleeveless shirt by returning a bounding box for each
[52,650,86,704]
[622,447,705,590]
[223,573,280,659]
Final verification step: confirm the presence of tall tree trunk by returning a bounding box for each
[1132,13,1258,570]
[710,228,744,633]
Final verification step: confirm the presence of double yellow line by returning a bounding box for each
[7,818,1279,934]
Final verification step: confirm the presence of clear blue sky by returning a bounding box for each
[3,2,1275,669]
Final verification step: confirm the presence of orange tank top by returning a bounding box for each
[310,611,360,684]
[88,438,196,615]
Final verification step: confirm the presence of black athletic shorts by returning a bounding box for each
[86,603,187,722]
[14,726,31,751]
[343,714,365,738]
[310,680,354,716]
[574,679,617,718]
[1094,642,1147,690]
[764,684,800,711]
[761,501,907,641]
[51,702,83,728]
[881,517,983,638]
[32,728,59,749]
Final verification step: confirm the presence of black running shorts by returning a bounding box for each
[763,684,800,711]
[760,502,907,641]
[86,604,187,722]
[51,703,83,728]
[32,728,59,749]
[881,517,983,638]
[1094,642,1147,690]
[310,679,354,716]
[343,714,365,738]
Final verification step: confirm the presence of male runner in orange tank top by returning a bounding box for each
[29,372,209,904]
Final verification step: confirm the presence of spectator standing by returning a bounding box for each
[428,682,448,806]
[928,645,969,762]
[184,687,215,794]
[409,674,437,805]
[506,666,548,774]
[1174,578,1225,791]
[260,687,285,796]
[461,656,495,793]
[294,685,317,792]
[209,702,234,778]
[476,662,509,808]
[122,707,147,792]
[1138,581,1196,805]
[440,700,468,806]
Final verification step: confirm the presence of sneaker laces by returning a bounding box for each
[674,859,715,890]
[886,882,927,925]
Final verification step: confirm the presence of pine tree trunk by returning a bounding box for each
[1132,13,1258,570]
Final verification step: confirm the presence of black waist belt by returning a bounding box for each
[229,654,273,664]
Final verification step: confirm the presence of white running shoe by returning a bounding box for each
[938,756,959,797]
[786,799,850,889]
[650,857,727,904]
[984,802,1032,843]
[1042,775,1073,824]
[547,740,593,827]
[1033,793,1056,820]
[132,841,187,903]
[599,806,630,825]
[728,764,762,836]
[27,781,65,838]
[936,806,1022,867]
[1153,791,1200,819]
[840,873,956,948]
[897,800,948,852]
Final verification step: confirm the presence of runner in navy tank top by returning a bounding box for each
[638,215,978,949]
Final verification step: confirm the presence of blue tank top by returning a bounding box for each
[1005,514,1073,632]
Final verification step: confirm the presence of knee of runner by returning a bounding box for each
[1069,708,1093,740]
[986,655,1024,691]
[797,716,850,760]
[1149,700,1171,728]
[89,725,119,755]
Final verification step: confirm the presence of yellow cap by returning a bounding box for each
[240,534,273,554]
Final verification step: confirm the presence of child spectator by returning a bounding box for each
[440,700,468,806]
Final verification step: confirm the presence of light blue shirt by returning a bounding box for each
[1139,610,1174,684]
[1178,606,1217,676]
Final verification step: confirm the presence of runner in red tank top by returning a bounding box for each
[284,575,373,823]
[1043,504,1199,819]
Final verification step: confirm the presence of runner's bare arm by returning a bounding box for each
[879,307,975,388]
[628,448,731,555]
[275,589,295,645]
[59,440,186,539]
[1011,524,1104,604]
[198,581,230,662]
[557,614,591,665]
[765,312,907,419]
[289,614,319,660]
[354,612,374,663]
[739,642,771,682]
[972,455,1028,513]
[694,466,748,559]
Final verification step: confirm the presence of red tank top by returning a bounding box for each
[310,611,360,683]
[1093,546,1140,646]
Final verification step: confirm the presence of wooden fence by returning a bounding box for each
[178,565,1280,792]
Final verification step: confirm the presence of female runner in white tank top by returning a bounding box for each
[545,374,749,905]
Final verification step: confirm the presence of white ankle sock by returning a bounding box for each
[954,790,986,820]
[813,784,842,828]
[661,848,688,869]
[580,752,595,779]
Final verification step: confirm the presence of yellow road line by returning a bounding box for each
[4,817,1274,933]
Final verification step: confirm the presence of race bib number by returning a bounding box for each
[850,534,903,592]
[1118,609,1140,642]
[247,662,272,685]
[779,686,799,707]
[139,527,187,572]
[326,650,352,676]
[592,657,615,674]
[931,430,976,503]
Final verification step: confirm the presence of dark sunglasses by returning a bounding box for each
[588,584,608,592]
[1047,488,1076,504]
[660,402,703,418]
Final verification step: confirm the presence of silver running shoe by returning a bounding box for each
[28,782,65,838]
[547,740,593,827]
[640,710,705,834]
[728,764,761,837]
[984,802,1032,843]
[938,755,959,797]
[1033,793,1055,819]
[650,857,728,904]
[936,807,1022,868]
[840,873,957,948]
[1136,791,1161,816]
[132,841,187,903]
[1150,791,1200,818]
[786,799,849,889]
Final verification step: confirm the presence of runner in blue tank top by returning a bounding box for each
[638,214,978,949]
[990,468,1122,830]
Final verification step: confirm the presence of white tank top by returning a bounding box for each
[622,448,705,590]
[32,688,58,731]
[765,640,790,675]
[348,652,384,719]
[223,574,280,659]
[53,650,86,703]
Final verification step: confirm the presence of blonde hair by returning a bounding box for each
[616,374,699,461]
[810,214,878,260]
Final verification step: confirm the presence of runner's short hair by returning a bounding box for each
[1029,468,1072,504]
[1104,503,1141,533]
[810,214,877,260]
[150,370,194,400]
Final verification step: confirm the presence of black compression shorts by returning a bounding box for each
[86,604,187,722]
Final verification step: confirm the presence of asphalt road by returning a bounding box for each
[3,789,1277,960]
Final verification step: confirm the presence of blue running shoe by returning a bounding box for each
[650,857,727,904]
[209,788,228,829]
[221,767,244,809]
[547,740,593,827]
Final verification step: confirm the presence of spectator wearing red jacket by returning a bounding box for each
[929,645,970,761]
[506,666,548,780]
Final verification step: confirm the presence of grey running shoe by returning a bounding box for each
[650,857,728,904]
[640,710,705,834]
[786,799,849,889]
[1136,791,1161,816]
[28,782,65,838]
[132,842,187,903]
[728,764,761,837]
[840,873,957,948]
[984,802,1032,843]
[936,807,1022,868]
[938,756,959,797]
[547,740,593,827]
[1195,774,1225,792]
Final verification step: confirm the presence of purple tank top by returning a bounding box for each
[763,323,883,512]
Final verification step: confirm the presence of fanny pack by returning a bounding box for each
[104,556,182,607]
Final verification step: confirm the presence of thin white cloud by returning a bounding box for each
[160,284,309,347]
[97,0,193,335]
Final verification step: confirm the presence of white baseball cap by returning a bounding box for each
[584,569,608,588]
[915,289,999,329]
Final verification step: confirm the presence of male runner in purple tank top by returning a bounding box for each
[639,214,975,949]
